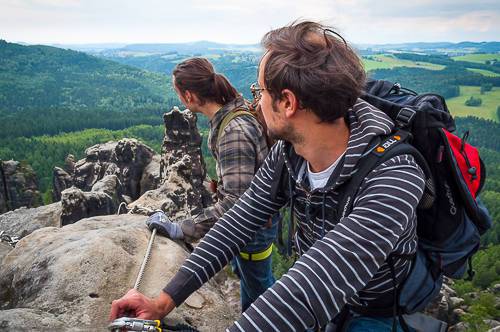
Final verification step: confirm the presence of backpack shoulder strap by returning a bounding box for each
[216,109,255,143]
[270,148,287,202]
[337,130,431,219]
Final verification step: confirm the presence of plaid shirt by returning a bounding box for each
[180,97,269,242]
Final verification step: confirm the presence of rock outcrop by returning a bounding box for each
[0,106,239,331]
[425,278,500,331]
[0,215,239,331]
[60,175,122,226]
[0,160,41,214]
[52,139,158,203]
[52,155,76,202]
[52,139,161,225]
[161,107,213,216]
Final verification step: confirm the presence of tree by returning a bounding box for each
[465,96,482,107]
[480,83,493,94]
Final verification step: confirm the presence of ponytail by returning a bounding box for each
[213,73,239,105]
[173,58,239,106]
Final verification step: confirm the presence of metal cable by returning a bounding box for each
[133,227,156,290]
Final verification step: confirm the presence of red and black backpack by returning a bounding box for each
[353,79,492,316]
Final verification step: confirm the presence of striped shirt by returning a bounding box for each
[165,99,425,331]
[180,96,269,242]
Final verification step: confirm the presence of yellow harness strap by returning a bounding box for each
[239,243,273,261]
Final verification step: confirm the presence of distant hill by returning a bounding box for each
[0,40,175,112]
[359,41,500,55]
[0,40,179,138]
[64,41,262,57]
[54,41,500,57]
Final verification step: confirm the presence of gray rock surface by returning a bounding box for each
[0,160,41,214]
[0,202,61,238]
[0,214,239,331]
[130,155,201,220]
[0,241,12,263]
[0,308,66,331]
[485,320,500,329]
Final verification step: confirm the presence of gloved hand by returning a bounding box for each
[146,211,184,240]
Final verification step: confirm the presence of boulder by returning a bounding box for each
[0,202,61,238]
[0,214,239,331]
[449,296,465,309]
[140,154,162,195]
[425,279,457,325]
[486,320,500,329]
[52,139,155,203]
[492,284,500,294]
[449,322,469,332]
[60,175,122,226]
[0,160,41,214]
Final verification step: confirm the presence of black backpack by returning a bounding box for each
[272,79,492,317]
[358,79,491,315]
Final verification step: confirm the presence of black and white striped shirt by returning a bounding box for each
[164,99,425,331]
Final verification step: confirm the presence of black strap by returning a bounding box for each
[270,151,286,202]
[336,129,432,220]
[162,322,200,332]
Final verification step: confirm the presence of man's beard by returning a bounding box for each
[267,123,304,144]
[267,102,304,144]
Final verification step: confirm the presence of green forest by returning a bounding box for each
[1,40,500,331]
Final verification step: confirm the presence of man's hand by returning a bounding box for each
[146,211,184,240]
[109,289,175,321]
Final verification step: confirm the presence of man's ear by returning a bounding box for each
[281,89,299,118]
[184,90,193,104]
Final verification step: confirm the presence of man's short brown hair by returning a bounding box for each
[261,21,366,122]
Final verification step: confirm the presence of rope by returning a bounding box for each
[116,202,129,215]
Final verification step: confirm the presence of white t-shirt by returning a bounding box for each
[307,153,344,190]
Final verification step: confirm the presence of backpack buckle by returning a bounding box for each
[396,108,416,128]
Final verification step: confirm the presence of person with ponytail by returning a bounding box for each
[146,57,278,312]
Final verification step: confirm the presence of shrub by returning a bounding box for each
[465,96,483,107]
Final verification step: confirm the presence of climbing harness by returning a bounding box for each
[108,317,199,332]
[0,230,19,247]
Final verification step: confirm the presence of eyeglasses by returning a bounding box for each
[250,82,270,101]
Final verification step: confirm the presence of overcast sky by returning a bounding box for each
[1,0,499,45]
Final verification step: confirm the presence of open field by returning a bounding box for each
[446,86,500,121]
[467,68,500,77]
[362,54,445,71]
[452,53,500,64]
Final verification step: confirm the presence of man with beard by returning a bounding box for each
[110,21,425,331]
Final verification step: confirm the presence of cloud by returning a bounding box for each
[0,0,498,44]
